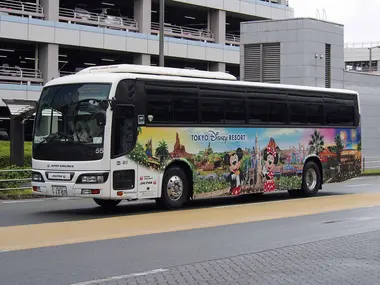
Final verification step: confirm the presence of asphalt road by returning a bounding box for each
[1,175,379,227]
[0,176,380,285]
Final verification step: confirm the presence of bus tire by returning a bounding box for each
[157,166,189,210]
[93,198,121,209]
[301,160,321,197]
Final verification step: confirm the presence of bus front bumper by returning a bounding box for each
[31,182,110,199]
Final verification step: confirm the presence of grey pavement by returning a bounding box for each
[3,205,380,285]
[1,176,380,285]
[87,229,380,285]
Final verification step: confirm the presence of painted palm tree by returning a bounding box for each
[155,140,170,163]
[334,134,344,162]
[309,130,324,155]
[357,141,361,151]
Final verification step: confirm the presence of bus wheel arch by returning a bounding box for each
[157,160,193,210]
[301,157,322,196]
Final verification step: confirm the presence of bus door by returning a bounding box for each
[110,104,138,199]
[109,79,139,199]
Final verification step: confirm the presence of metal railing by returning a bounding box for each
[0,65,44,85]
[346,66,379,73]
[59,7,138,32]
[151,22,214,42]
[0,2,241,46]
[345,42,380,49]
[0,169,31,191]
[0,0,44,19]
[362,157,380,172]
[226,33,240,46]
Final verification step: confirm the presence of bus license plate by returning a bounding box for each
[52,186,67,196]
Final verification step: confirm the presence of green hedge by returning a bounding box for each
[0,141,32,169]
[0,142,32,197]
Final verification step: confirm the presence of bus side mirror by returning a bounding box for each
[100,100,109,110]
[94,111,106,126]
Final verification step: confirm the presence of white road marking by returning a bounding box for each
[0,250,10,253]
[345,184,372,188]
[70,269,168,285]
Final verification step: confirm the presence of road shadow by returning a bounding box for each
[29,190,348,224]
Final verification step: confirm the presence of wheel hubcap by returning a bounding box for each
[306,168,317,190]
[167,175,183,201]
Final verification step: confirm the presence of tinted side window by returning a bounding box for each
[248,99,269,124]
[288,102,307,124]
[325,104,354,126]
[174,98,198,123]
[112,105,135,157]
[146,97,173,123]
[201,99,225,123]
[225,101,246,124]
[307,104,324,125]
[145,82,198,124]
[248,95,287,125]
[269,100,288,124]
[199,86,246,124]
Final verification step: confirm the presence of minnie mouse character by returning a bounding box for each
[262,138,278,192]
[224,148,244,195]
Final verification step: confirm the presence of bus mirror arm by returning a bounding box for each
[99,98,116,111]
[110,97,117,110]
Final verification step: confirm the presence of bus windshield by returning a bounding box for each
[33,83,112,161]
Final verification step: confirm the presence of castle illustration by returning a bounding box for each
[248,133,263,191]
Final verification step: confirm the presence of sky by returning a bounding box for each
[289,0,380,44]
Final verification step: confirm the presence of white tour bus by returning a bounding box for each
[31,64,361,210]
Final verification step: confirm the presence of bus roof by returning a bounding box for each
[76,64,237,81]
[46,64,359,96]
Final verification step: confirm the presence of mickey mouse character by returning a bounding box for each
[224,148,244,195]
[262,138,278,192]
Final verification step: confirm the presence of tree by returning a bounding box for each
[334,134,344,162]
[309,130,324,155]
[128,142,149,166]
[155,140,170,163]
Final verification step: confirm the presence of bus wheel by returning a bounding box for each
[158,166,189,210]
[93,198,121,209]
[301,161,321,197]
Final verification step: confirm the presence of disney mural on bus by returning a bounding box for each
[128,126,361,198]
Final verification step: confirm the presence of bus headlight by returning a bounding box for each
[77,173,109,184]
[32,172,45,182]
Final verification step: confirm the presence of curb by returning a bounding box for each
[360,172,380,177]
[0,193,49,200]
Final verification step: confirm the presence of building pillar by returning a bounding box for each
[209,62,226,72]
[10,118,24,167]
[133,54,151,66]
[209,10,226,45]
[39,44,59,82]
[40,0,59,21]
[134,0,151,34]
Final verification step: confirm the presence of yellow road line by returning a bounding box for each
[1,192,380,251]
